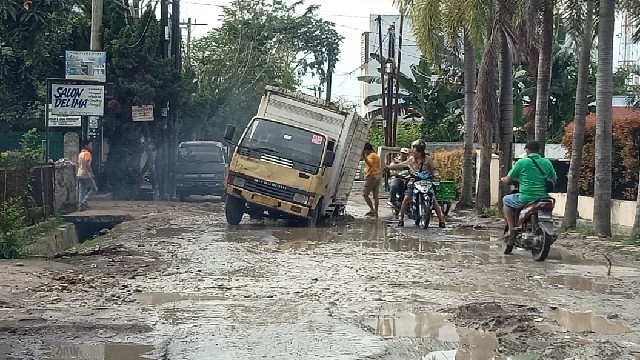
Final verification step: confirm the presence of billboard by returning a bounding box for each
[65,51,106,82]
[51,84,105,116]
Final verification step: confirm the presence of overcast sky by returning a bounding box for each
[181,0,399,103]
[180,0,634,103]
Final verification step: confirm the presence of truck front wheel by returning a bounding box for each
[225,196,245,225]
[304,199,323,227]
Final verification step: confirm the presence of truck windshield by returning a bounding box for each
[239,119,325,169]
[177,145,223,163]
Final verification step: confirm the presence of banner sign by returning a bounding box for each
[132,105,154,121]
[51,84,105,116]
[65,51,106,82]
[48,115,81,127]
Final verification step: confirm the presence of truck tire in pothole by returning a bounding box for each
[225,196,245,225]
[304,198,323,227]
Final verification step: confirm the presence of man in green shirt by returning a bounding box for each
[500,141,558,238]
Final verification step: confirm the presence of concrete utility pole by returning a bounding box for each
[376,15,386,143]
[392,16,404,147]
[169,0,181,199]
[385,23,396,147]
[90,0,103,51]
[181,18,208,62]
[325,47,333,102]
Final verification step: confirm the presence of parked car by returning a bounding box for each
[175,141,227,201]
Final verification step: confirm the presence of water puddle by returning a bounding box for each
[363,312,500,358]
[544,275,634,298]
[543,309,632,335]
[45,342,153,360]
[134,292,226,306]
[145,226,191,239]
[421,283,533,297]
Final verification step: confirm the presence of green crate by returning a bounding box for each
[436,180,457,201]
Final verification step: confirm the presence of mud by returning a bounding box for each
[0,199,639,359]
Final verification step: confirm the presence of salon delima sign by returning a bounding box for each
[51,83,105,116]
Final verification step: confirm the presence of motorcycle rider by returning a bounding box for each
[500,141,557,239]
[388,147,410,207]
[386,140,446,228]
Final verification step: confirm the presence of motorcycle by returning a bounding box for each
[410,171,438,229]
[503,182,556,261]
[388,172,408,216]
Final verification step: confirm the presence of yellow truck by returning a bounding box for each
[223,86,370,226]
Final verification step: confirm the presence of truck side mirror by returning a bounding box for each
[223,124,235,142]
[323,151,336,167]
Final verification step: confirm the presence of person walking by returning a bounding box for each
[77,140,97,211]
[362,142,381,218]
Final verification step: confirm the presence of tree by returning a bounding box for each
[562,0,595,229]
[182,0,342,141]
[394,0,490,210]
[497,27,514,212]
[593,0,615,236]
[534,0,554,155]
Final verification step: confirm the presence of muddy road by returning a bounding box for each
[1,199,640,359]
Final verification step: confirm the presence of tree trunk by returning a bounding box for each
[594,0,614,236]
[534,0,553,156]
[458,32,476,210]
[498,29,514,213]
[474,33,498,213]
[562,0,594,229]
[633,167,640,237]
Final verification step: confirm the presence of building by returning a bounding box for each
[359,15,422,117]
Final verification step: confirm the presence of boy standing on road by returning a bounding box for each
[77,140,97,211]
[362,142,381,218]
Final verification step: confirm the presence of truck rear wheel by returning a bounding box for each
[225,196,245,225]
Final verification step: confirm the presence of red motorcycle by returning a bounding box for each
[503,182,556,261]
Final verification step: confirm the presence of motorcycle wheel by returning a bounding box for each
[503,224,514,255]
[413,195,421,226]
[531,227,552,261]
[420,199,432,229]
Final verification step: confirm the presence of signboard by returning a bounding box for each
[48,115,81,127]
[65,51,106,82]
[51,84,105,116]
[132,105,154,121]
[88,116,99,129]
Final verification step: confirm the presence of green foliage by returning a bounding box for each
[367,121,422,149]
[182,0,343,141]
[0,0,90,132]
[0,128,43,168]
[0,197,30,258]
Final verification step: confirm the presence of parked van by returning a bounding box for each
[175,141,227,201]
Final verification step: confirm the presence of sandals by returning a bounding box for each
[398,219,404,227]
[439,222,446,228]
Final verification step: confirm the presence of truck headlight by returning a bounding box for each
[232,177,245,187]
[293,193,309,204]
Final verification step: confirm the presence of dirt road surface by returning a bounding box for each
[1,198,639,359]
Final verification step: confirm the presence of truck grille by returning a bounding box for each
[241,177,296,203]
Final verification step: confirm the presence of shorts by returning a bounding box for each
[363,176,381,197]
[503,193,524,209]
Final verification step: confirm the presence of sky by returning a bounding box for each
[179,0,634,104]
[180,0,399,103]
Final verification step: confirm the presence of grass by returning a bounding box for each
[482,206,500,218]
[573,224,597,237]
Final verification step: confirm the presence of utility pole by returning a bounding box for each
[180,19,207,66]
[158,0,169,199]
[376,15,386,145]
[385,23,396,147]
[90,0,103,51]
[393,16,404,148]
[325,47,333,102]
[169,0,181,200]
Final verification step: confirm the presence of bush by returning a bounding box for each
[432,149,476,194]
[0,197,29,259]
[562,113,640,200]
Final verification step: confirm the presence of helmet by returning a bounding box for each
[411,139,426,153]
[400,147,410,154]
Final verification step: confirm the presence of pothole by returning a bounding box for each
[544,275,634,298]
[421,282,533,298]
[45,342,154,360]
[134,292,226,306]
[543,309,632,335]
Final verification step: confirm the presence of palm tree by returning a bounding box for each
[497,28,514,211]
[593,0,615,236]
[534,0,554,156]
[458,33,476,209]
[562,0,595,229]
[393,0,489,210]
